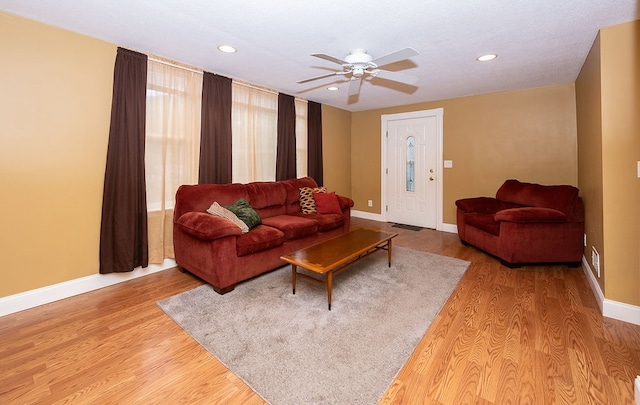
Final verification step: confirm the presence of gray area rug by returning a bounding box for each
[157,246,469,405]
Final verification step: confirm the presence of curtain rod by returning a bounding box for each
[233,81,308,103]
[148,54,307,103]
[148,56,203,75]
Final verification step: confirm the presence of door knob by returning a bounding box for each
[429,177,434,181]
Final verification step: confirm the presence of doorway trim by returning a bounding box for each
[381,108,444,231]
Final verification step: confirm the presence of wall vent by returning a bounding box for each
[591,247,600,278]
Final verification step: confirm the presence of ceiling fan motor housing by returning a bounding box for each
[344,49,373,64]
[344,49,376,76]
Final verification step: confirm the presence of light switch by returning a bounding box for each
[444,160,453,168]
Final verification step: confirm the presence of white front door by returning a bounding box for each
[383,109,442,229]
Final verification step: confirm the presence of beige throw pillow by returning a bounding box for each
[206,202,249,233]
[299,186,327,214]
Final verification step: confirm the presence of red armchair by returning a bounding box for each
[455,179,584,267]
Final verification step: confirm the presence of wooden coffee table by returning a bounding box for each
[280,228,398,310]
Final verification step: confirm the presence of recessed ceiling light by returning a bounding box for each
[217,45,237,53]
[327,86,339,91]
[477,54,497,62]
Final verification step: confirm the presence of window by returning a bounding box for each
[145,60,202,263]
[231,82,278,183]
[145,61,202,211]
[406,136,415,192]
[295,98,308,178]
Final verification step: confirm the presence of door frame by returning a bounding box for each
[381,108,444,231]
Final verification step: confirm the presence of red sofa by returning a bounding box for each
[455,179,584,267]
[173,177,354,294]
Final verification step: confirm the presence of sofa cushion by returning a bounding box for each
[235,225,285,257]
[464,212,500,236]
[313,191,342,214]
[495,207,568,223]
[174,183,248,219]
[245,181,287,218]
[175,212,243,240]
[291,212,345,232]
[206,202,249,233]
[300,186,327,214]
[225,198,262,230]
[261,215,318,241]
[455,197,523,214]
[496,179,579,215]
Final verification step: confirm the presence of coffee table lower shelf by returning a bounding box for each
[280,228,398,310]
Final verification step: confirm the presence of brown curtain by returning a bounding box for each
[307,101,323,186]
[99,47,149,274]
[199,72,232,184]
[276,93,297,181]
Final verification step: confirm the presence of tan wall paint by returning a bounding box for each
[321,105,352,197]
[600,21,640,305]
[351,84,578,223]
[0,13,116,297]
[576,33,605,292]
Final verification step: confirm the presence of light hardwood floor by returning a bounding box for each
[1,217,639,404]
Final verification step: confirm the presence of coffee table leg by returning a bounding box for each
[388,239,393,267]
[327,271,333,311]
[292,264,297,294]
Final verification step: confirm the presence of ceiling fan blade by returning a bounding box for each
[297,71,345,84]
[311,53,349,65]
[348,77,361,96]
[370,47,419,67]
[373,69,419,86]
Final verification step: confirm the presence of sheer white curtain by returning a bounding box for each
[295,98,308,178]
[145,59,202,263]
[231,82,278,183]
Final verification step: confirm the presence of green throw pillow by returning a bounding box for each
[225,198,262,230]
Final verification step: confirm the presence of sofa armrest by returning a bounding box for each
[455,197,519,214]
[175,212,243,240]
[495,207,568,223]
[337,195,355,211]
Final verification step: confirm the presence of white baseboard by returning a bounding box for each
[0,259,177,317]
[351,210,458,234]
[351,209,383,221]
[440,223,458,234]
[582,256,640,326]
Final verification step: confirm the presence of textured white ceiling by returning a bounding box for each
[1,0,639,111]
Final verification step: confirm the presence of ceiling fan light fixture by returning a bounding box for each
[477,54,497,62]
[217,45,237,53]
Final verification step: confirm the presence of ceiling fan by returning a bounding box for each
[297,47,419,96]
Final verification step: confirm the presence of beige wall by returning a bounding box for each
[576,33,605,292]
[321,105,352,197]
[599,21,639,305]
[0,13,116,297]
[351,84,578,224]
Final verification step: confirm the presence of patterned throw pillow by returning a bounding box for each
[299,186,327,214]
[207,202,249,233]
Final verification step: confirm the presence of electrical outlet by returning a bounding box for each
[367,199,373,207]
